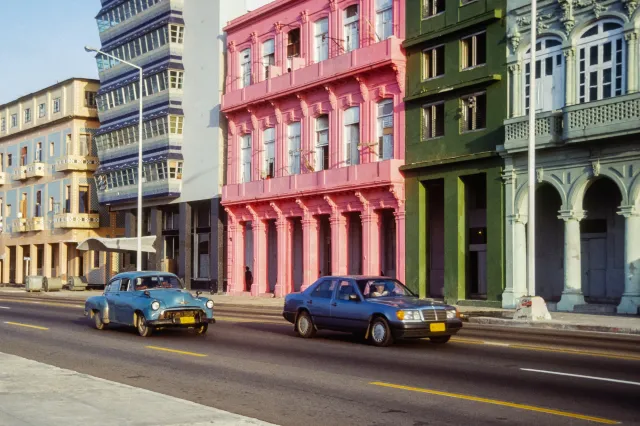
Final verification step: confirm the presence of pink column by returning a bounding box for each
[226,212,245,294]
[301,215,319,290]
[361,210,380,275]
[250,210,268,295]
[274,215,291,297]
[395,208,406,283]
[330,213,347,275]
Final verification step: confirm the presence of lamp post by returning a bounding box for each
[85,46,143,271]
[527,0,537,297]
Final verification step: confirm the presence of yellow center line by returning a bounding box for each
[145,346,207,357]
[370,381,620,425]
[215,315,287,325]
[0,298,84,309]
[4,321,49,330]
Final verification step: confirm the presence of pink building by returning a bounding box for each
[222,0,406,296]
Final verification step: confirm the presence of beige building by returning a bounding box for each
[0,78,124,285]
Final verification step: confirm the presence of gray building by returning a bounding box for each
[92,0,270,289]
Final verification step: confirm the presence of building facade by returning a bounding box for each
[222,0,406,296]
[402,0,507,306]
[0,79,120,284]
[92,0,263,289]
[502,0,640,314]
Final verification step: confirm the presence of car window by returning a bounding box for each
[356,279,416,299]
[310,279,337,299]
[134,275,182,291]
[106,279,120,293]
[119,278,129,292]
[336,281,358,301]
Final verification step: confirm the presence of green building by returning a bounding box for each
[402,0,507,306]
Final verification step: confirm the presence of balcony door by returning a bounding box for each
[79,186,89,214]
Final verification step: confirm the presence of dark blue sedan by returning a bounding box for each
[283,276,462,346]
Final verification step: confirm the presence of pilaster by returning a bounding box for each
[444,175,466,304]
[29,244,38,276]
[326,196,347,275]
[625,31,639,94]
[564,48,576,106]
[43,243,52,278]
[15,245,24,284]
[178,202,192,289]
[2,246,11,284]
[509,64,522,118]
[394,209,406,283]
[274,214,290,297]
[252,218,268,295]
[557,210,585,311]
[617,206,640,314]
[297,199,318,291]
[59,242,67,280]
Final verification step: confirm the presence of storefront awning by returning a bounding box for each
[77,236,156,253]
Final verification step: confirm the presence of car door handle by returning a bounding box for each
[306,300,312,305]
[331,302,337,307]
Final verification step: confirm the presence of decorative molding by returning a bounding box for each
[329,0,337,12]
[324,85,337,110]
[559,0,575,34]
[297,94,308,117]
[618,205,639,218]
[324,195,338,215]
[224,207,237,223]
[227,116,237,136]
[270,101,282,124]
[516,11,555,33]
[246,205,259,223]
[247,108,259,130]
[270,202,284,220]
[227,41,236,53]
[295,199,309,217]
[508,63,521,74]
[536,167,544,183]
[558,209,586,221]
[625,31,639,42]
[274,22,283,34]
[508,26,521,52]
[623,0,638,16]
[502,169,517,184]
[355,191,369,211]
[389,185,404,209]
[592,159,601,177]
[250,31,258,45]
[300,10,309,23]
[355,76,369,101]
[376,85,387,100]
[391,64,405,92]
[576,0,607,18]
[563,47,576,58]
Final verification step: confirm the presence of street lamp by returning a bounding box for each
[527,1,537,297]
[85,45,143,271]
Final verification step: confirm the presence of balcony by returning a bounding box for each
[98,178,182,205]
[26,162,46,178]
[26,217,44,231]
[54,213,100,229]
[223,159,404,205]
[0,172,6,185]
[12,166,27,181]
[503,93,640,152]
[55,155,99,172]
[11,218,26,232]
[223,37,405,112]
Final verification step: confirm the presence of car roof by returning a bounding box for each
[320,275,394,280]
[110,271,178,280]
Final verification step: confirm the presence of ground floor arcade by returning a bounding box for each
[403,162,504,306]
[503,147,640,314]
[223,185,405,297]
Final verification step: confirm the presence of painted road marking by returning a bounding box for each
[4,321,49,330]
[0,306,10,309]
[146,346,207,358]
[521,368,640,387]
[450,337,640,362]
[370,381,619,424]
[0,298,84,309]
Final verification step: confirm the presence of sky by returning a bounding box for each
[0,0,271,105]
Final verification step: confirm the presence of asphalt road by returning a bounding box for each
[0,297,639,426]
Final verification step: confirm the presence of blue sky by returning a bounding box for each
[0,0,102,105]
[0,0,272,105]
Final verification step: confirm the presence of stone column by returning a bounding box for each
[274,215,290,297]
[557,210,585,311]
[59,242,67,280]
[2,246,11,284]
[625,31,638,94]
[617,206,640,314]
[43,243,52,278]
[443,175,466,304]
[394,209,406,283]
[15,245,24,284]
[361,210,380,276]
[501,169,518,308]
[563,48,576,106]
[226,212,245,294]
[509,64,522,118]
[29,244,38,276]
[252,218,268,295]
[509,215,528,305]
[330,212,348,275]
[178,202,192,289]
[301,215,318,291]
[149,207,163,270]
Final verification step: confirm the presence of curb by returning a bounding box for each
[468,316,640,336]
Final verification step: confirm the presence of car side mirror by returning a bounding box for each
[349,294,360,302]
[196,291,202,298]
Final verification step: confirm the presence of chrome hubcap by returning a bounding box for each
[372,323,386,342]
[138,318,146,333]
[298,316,310,335]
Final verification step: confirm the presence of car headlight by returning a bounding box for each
[206,300,214,309]
[151,301,160,311]
[396,310,421,321]
[446,309,458,319]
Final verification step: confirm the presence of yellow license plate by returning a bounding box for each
[430,323,446,332]
[179,317,195,324]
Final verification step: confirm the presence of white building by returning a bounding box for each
[502,0,640,314]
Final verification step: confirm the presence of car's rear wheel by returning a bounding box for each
[194,323,208,335]
[429,335,451,344]
[136,313,153,337]
[295,311,316,338]
[369,317,394,347]
[94,310,106,330]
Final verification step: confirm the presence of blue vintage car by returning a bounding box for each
[84,271,215,337]
[283,276,462,346]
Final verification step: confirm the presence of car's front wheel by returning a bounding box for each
[136,313,153,337]
[369,317,394,347]
[295,311,316,338]
[429,335,451,344]
[194,323,208,335]
[94,310,106,330]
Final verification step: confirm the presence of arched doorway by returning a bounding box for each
[535,183,564,301]
[581,178,624,304]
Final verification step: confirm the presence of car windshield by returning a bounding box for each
[134,275,182,291]
[355,279,417,299]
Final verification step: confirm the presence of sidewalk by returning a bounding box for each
[1,287,639,335]
[0,352,275,426]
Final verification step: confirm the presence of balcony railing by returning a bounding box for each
[54,213,100,229]
[11,218,26,232]
[223,37,405,111]
[97,178,182,204]
[55,155,99,172]
[504,93,640,152]
[0,172,6,185]
[26,162,46,178]
[12,166,27,181]
[26,217,44,231]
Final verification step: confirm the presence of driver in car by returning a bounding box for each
[370,283,389,298]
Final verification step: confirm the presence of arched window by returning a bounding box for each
[577,21,625,103]
[523,37,564,113]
